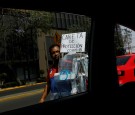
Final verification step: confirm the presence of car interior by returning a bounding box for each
[0,1,135,114]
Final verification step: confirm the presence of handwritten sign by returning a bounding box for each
[60,32,86,53]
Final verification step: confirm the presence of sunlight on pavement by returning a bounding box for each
[0,89,43,102]
[0,82,45,92]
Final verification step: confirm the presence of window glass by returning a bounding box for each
[114,24,135,86]
[0,8,91,113]
[116,56,130,66]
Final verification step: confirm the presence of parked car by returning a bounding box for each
[117,53,135,85]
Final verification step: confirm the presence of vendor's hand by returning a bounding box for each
[39,98,45,103]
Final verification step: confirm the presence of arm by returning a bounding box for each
[39,83,49,103]
[39,71,50,103]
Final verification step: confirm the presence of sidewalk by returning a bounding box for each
[0,81,46,92]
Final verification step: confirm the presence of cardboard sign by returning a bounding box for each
[60,32,86,53]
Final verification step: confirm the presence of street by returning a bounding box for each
[0,82,49,113]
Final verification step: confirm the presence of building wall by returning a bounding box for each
[37,29,48,78]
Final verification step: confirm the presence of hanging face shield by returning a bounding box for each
[51,52,88,97]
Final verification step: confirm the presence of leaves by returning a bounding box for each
[114,24,133,55]
[0,8,53,39]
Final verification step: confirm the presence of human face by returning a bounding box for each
[50,46,60,60]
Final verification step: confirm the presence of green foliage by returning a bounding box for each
[0,8,54,39]
[0,8,54,62]
[0,73,7,86]
[1,81,19,88]
[0,73,7,81]
[36,77,45,83]
[29,10,53,33]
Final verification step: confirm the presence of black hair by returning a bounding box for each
[49,44,60,54]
